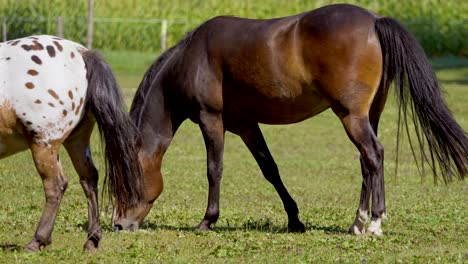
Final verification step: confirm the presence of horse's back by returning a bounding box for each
[179,4,382,124]
[0,35,88,156]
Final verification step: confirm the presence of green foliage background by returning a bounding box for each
[1,0,467,55]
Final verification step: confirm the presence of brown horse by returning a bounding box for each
[0,35,144,251]
[113,4,467,235]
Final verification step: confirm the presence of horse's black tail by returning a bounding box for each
[82,51,144,214]
[375,17,467,182]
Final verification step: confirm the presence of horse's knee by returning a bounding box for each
[262,164,280,182]
[79,162,99,186]
[58,174,68,190]
[80,177,98,196]
[373,140,384,163]
[207,164,223,185]
[43,175,68,202]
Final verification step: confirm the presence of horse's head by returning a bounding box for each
[112,151,164,231]
[112,203,153,231]
[112,45,179,231]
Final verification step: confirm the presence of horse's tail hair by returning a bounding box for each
[82,50,144,214]
[375,17,467,182]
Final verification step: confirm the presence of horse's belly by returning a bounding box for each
[0,105,28,158]
[254,96,329,124]
[0,132,29,159]
[225,83,330,124]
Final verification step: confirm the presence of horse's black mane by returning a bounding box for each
[130,26,203,128]
[130,27,200,127]
[129,45,176,123]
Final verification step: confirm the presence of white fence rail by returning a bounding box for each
[1,16,190,52]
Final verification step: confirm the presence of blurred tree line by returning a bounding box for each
[1,0,466,56]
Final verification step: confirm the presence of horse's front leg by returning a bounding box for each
[196,111,225,231]
[25,141,68,252]
[237,123,305,232]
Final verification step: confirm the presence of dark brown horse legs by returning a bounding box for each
[349,157,372,234]
[64,125,101,251]
[239,124,305,232]
[348,90,388,235]
[25,142,68,252]
[65,145,100,250]
[197,111,225,230]
[340,115,385,235]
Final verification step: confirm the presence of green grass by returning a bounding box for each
[0,54,467,263]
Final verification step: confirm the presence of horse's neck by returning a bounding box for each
[131,46,182,136]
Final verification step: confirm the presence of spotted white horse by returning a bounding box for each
[0,35,144,251]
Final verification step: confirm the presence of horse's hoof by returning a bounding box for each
[348,223,365,235]
[194,223,212,232]
[83,239,99,252]
[288,221,306,233]
[366,228,383,236]
[367,217,384,236]
[24,242,41,253]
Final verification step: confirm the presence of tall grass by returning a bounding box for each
[1,0,466,55]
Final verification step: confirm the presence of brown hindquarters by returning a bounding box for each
[297,6,383,119]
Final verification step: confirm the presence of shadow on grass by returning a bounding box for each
[308,224,348,234]
[78,220,399,236]
[0,243,22,252]
[138,220,348,235]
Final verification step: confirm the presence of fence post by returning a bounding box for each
[2,18,6,42]
[57,16,64,38]
[160,19,167,53]
[87,0,94,49]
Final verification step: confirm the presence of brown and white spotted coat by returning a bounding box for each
[0,35,87,157]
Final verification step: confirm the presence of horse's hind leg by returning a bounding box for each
[64,114,101,251]
[348,90,388,235]
[236,123,305,232]
[339,114,385,236]
[348,122,381,235]
[25,141,68,252]
[348,156,372,235]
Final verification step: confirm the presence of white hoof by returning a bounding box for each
[366,228,383,236]
[367,217,384,236]
[348,223,365,235]
[349,209,368,235]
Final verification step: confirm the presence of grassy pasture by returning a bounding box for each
[0,53,467,262]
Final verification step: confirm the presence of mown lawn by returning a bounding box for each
[0,53,466,263]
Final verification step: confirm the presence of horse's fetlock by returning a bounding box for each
[205,208,219,223]
[33,234,51,247]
